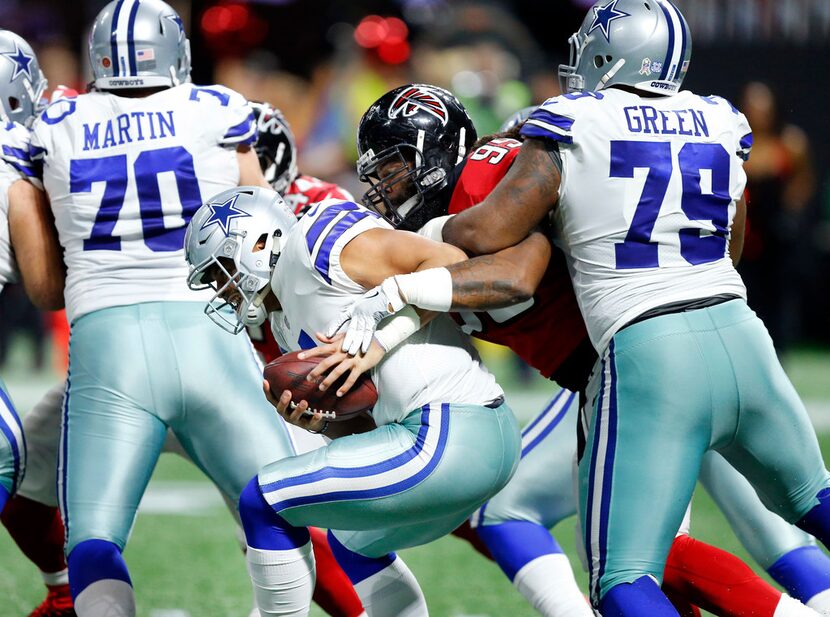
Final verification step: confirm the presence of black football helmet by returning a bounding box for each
[251,101,298,194]
[356,84,477,231]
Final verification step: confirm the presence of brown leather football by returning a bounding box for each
[263,351,378,422]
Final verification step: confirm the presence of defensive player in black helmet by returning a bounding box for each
[318,84,830,617]
[355,84,477,232]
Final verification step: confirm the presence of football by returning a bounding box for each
[263,351,378,422]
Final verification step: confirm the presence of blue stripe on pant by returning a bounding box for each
[471,388,576,529]
[59,302,297,554]
[258,401,521,558]
[58,372,71,543]
[596,341,619,602]
[583,348,607,602]
[469,389,579,582]
[261,404,450,511]
[0,378,26,495]
[580,299,830,608]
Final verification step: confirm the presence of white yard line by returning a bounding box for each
[138,481,224,515]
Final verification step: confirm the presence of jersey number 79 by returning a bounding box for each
[612,140,732,270]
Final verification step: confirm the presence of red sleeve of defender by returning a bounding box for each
[247,325,283,364]
[449,138,522,215]
[286,175,355,217]
[446,137,588,381]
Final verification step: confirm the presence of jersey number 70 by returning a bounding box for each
[71,146,202,252]
[612,140,732,270]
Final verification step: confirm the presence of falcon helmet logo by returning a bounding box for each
[388,86,448,125]
[257,111,285,136]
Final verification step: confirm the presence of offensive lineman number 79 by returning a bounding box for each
[612,140,732,270]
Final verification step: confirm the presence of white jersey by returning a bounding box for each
[29,84,257,322]
[522,89,751,352]
[270,199,503,426]
[0,121,34,294]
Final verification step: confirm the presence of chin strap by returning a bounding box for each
[598,59,627,90]
[242,285,272,327]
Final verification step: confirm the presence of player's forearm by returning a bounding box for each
[391,232,549,312]
[392,266,527,312]
[236,147,271,188]
[8,181,66,311]
[446,232,550,310]
[443,139,560,255]
[729,195,747,266]
[414,240,467,272]
[442,207,509,256]
[446,257,534,310]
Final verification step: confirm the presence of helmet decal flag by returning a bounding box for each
[388,86,449,126]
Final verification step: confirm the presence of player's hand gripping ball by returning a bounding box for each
[263,351,377,421]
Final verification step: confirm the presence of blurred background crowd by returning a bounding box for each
[1,0,829,374]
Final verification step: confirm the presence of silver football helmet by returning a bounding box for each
[559,0,692,96]
[499,106,538,132]
[0,30,47,126]
[185,186,297,334]
[89,0,191,90]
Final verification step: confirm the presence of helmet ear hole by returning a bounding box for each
[594,55,605,68]
[644,2,651,9]
[606,55,613,62]
[252,233,268,252]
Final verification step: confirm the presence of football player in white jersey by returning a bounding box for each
[0,30,76,617]
[23,3,301,616]
[409,1,830,615]
[184,186,521,617]
[4,87,366,617]
[0,29,63,519]
[327,94,830,617]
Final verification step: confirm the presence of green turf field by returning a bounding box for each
[1,345,829,616]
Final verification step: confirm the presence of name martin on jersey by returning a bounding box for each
[82,110,176,151]
[623,104,709,137]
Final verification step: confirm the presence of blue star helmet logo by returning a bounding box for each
[200,194,251,236]
[165,13,185,37]
[588,0,631,42]
[1,42,34,82]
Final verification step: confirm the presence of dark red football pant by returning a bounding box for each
[663,534,782,617]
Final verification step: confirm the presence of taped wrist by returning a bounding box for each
[417,215,453,242]
[379,277,406,313]
[374,305,421,352]
[392,268,453,312]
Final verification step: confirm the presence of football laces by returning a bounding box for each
[289,401,337,420]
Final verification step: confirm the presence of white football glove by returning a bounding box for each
[326,277,406,355]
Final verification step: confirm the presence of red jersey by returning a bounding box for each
[449,138,589,381]
[247,321,282,364]
[248,175,353,362]
[283,175,354,218]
